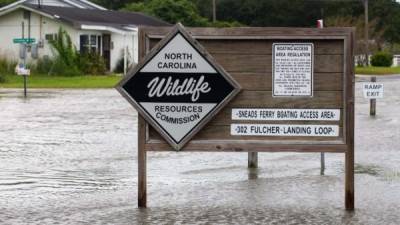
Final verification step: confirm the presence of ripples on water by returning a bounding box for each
[0,85,400,224]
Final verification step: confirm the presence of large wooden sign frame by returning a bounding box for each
[136,27,355,210]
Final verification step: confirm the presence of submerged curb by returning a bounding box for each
[356,74,400,81]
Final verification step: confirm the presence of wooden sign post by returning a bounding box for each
[118,26,355,210]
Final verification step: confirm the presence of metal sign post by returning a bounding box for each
[23,43,27,98]
[14,22,33,98]
[23,74,27,97]
[16,44,30,98]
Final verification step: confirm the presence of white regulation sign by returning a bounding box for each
[232,108,340,121]
[231,124,339,137]
[273,43,314,97]
[363,82,384,99]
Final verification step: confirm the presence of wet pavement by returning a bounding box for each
[0,76,400,224]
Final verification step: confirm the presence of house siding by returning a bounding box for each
[110,32,138,72]
[0,9,137,72]
[0,9,78,61]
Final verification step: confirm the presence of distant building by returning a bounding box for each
[392,55,400,67]
[0,0,107,10]
[0,0,170,72]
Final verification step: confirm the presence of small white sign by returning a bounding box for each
[231,124,339,137]
[232,108,340,121]
[273,43,314,97]
[17,68,30,76]
[363,82,384,99]
[15,65,30,76]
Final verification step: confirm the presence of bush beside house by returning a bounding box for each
[45,28,107,76]
[370,51,393,67]
[0,56,16,82]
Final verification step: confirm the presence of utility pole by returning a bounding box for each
[364,0,369,66]
[212,0,216,22]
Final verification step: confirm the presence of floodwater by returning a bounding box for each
[1,76,400,225]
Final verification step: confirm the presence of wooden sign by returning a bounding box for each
[117,24,240,150]
[130,26,355,210]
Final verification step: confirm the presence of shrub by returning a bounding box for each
[34,56,54,75]
[48,28,82,76]
[0,56,17,74]
[77,52,107,75]
[370,51,393,67]
[47,27,107,76]
[0,70,5,83]
[30,56,81,76]
[51,58,82,76]
[0,56,17,83]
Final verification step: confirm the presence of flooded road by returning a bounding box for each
[1,77,400,224]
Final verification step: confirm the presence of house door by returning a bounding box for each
[102,34,111,70]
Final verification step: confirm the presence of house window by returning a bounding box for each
[80,34,101,53]
[45,33,57,41]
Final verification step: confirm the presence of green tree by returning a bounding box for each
[369,0,400,43]
[124,0,209,26]
[192,0,400,47]
[0,0,15,7]
[195,0,325,27]
[91,0,141,10]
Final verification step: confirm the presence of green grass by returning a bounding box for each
[0,74,122,88]
[356,66,400,75]
[1,66,398,89]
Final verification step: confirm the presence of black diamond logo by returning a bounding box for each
[116,23,241,150]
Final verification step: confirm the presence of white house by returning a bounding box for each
[0,0,170,73]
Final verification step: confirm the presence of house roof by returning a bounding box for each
[0,3,170,33]
[25,4,170,29]
[0,0,107,11]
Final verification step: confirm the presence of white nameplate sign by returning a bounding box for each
[273,43,314,97]
[231,124,339,137]
[232,108,340,121]
[16,67,30,76]
[363,82,384,99]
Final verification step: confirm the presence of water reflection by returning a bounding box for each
[0,81,400,224]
